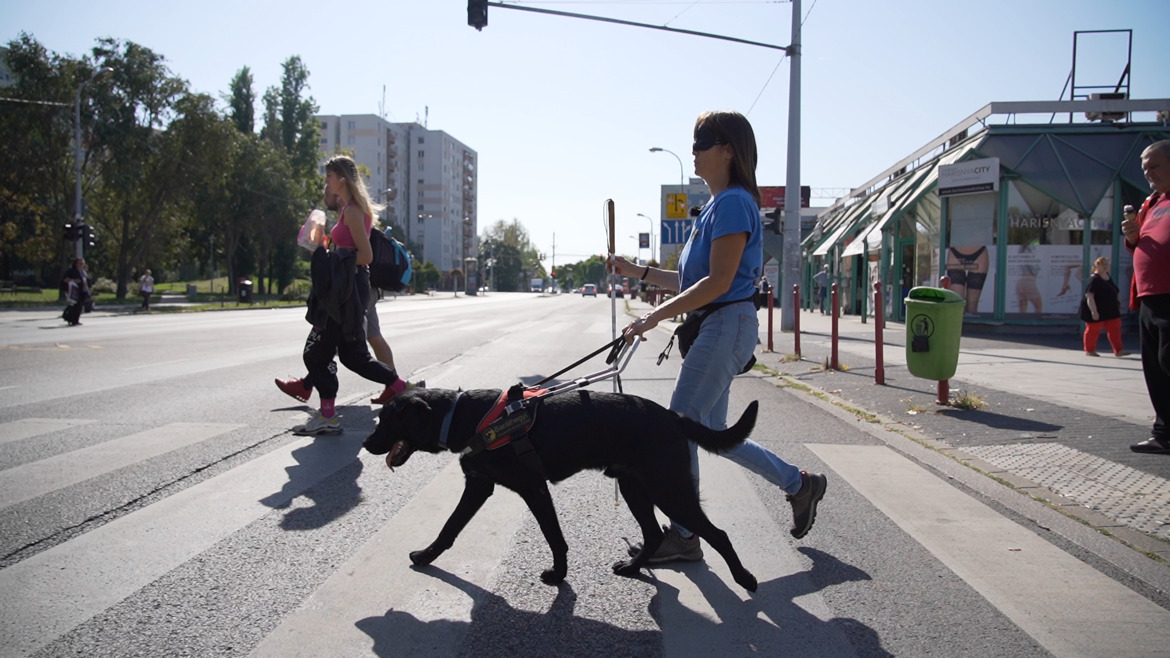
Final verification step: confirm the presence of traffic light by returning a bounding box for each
[63,223,79,241]
[763,208,783,234]
[468,0,488,30]
[79,223,97,248]
[550,267,556,278]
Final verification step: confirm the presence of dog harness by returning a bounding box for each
[439,385,548,478]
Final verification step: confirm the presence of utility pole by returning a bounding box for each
[781,0,801,331]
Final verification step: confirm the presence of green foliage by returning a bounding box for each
[492,242,522,292]
[412,260,441,293]
[0,34,320,300]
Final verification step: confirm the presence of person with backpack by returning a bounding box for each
[288,156,409,436]
[276,187,416,406]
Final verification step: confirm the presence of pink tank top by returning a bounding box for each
[330,200,372,249]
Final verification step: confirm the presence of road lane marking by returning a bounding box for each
[809,443,1170,658]
[0,432,365,657]
[0,418,94,446]
[0,422,242,509]
[251,457,527,657]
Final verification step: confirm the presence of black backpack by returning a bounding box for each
[368,229,412,292]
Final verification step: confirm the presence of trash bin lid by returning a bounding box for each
[905,286,964,303]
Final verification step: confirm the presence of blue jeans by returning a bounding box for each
[668,301,803,535]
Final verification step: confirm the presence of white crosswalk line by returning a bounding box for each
[0,432,364,657]
[251,457,528,656]
[652,450,858,656]
[810,443,1170,658]
[0,422,242,509]
[0,418,94,446]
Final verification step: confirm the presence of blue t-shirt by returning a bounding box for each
[678,186,763,304]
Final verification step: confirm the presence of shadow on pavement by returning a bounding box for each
[356,569,659,656]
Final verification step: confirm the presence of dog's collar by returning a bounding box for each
[438,391,464,450]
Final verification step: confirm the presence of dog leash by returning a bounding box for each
[531,337,626,390]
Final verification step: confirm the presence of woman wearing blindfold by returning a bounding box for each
[610,111,827,564]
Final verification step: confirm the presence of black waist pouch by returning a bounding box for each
[668,297,757,373]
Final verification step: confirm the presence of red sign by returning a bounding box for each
[759,186,811,210]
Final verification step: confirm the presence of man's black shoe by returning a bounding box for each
[788,471,827,539]
[1130,438,1170,454]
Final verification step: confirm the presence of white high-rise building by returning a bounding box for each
[316,114,477,275]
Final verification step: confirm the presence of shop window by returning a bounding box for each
[944,192,995,315]
[1004,180,1103,318]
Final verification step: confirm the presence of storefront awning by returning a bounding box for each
[838,147,968,257]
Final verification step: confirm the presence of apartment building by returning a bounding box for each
[316,114,478,274]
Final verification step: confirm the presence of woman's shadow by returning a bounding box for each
[259,404,376,530]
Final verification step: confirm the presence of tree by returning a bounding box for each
[225,66,255,134]
[0,33,77,284]
[492,242,522,292]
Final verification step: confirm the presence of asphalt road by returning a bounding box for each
[1,292,1168,657]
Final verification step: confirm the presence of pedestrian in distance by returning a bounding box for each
[290,156,408,436]
[609,110,827,563]
[813,264,830,314]
[138,269,154,312]
[61,258,90,326]
[1079,257,1127,357]
[1123,139,1170,455]
[276,187,418,406]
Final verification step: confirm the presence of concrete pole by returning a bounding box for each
[780,0,801,331]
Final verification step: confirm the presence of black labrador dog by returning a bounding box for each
[363,386,760,592]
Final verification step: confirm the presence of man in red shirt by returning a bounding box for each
[1124,139,1170,454]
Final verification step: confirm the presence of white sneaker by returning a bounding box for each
[292,411,342,435]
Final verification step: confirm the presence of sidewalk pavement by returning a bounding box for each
[625,295,1170,560]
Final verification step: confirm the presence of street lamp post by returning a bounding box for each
[636,212,656,264]
[74,67,110,259]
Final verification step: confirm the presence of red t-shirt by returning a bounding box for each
[1130,192,1170,305]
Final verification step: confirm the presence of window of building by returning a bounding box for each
[347,136,355,145]
[321,121,328,130]
[347,121,356,130]
[418,137,424,144]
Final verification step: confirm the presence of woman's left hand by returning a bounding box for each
[621,312,659,343]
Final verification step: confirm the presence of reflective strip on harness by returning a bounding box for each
[472,388,547,451]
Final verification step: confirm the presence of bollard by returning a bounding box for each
[830,283,839,370]
[874,281,884,385]
[793,284,801,357]
[937,275,951,404]
[766,287,774,352]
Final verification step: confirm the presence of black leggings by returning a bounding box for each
[302,268,397,400]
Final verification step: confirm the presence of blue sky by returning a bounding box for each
[6,0,1169,266]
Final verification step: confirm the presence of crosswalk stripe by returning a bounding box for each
[0,422,243,509]
[0,418,94,446]
[0,432,364,657]
[251,456,528,656]
[652,451,858,655]
[809,443,1170,658]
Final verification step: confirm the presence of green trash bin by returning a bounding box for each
[904,286,964,381]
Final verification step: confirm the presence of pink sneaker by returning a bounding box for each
[275,377,312,403]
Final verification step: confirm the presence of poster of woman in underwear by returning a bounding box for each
[945,193,996,314]
[946,245,990,313]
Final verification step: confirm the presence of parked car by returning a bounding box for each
[608,285,624,299]
[581,283,597,297]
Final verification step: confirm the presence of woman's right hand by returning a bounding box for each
[606,254,635,277]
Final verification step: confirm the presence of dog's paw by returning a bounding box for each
[612,559,641,578]
[540,566,567,584]
[409,548,438,566]
[733,568,758,593]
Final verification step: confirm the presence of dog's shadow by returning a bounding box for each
[355,568,659,657]
[259,404,375,530]
[641,546,890,656]
[356,548,887,656]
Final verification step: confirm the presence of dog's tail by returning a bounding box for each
[684,400,759,454]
